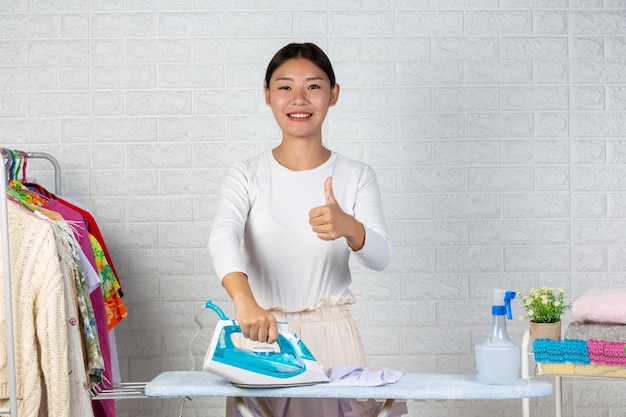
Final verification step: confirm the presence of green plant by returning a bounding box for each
[519,286,571,323]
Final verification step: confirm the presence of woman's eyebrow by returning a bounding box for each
[274,76,325,82]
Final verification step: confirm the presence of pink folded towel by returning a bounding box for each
[572,289,626,324]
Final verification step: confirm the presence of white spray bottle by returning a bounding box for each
[475,289,520,385]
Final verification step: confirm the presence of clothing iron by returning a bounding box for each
[202,300,329,388]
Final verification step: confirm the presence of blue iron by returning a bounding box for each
[202,301,329,388]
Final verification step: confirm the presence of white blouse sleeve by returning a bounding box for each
[350,165,392,271]
[208,162,250,281]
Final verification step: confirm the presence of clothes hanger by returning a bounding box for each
[7,149,60,200]
[2,148,47,211]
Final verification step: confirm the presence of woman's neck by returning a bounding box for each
[272,141,331,171]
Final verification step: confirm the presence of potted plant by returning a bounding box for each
[519,286,571,340]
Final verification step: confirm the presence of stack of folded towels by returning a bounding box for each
[569,288,626,366]
[533,288,626,367]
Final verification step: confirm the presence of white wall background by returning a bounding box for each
[2,0,626,416]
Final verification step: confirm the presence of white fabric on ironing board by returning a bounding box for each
[227,301,407,417]
[327,366,404,387]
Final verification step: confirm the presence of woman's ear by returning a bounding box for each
[329,83,340,106]
[264,86,271,106]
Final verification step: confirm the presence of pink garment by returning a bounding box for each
[572,288,626,324]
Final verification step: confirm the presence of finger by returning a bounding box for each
[309,206,322,220]
[324,176,335,204]
[256,325,268,344]
[253,314,277,343]
[309,213,326,226]
[267,321,279,344]
[240,324,251,340]
[255,316,277,344]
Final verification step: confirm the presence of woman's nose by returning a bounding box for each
[292,88,308,104]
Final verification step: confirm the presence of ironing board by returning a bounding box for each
[145,371,553,417]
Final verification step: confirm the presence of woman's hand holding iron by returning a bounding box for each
[222,272,279,344]
[235,302,278,344]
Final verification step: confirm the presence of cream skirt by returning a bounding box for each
[226,298,407,417]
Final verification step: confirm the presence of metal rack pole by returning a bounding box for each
[0,158,18,417]
[23,152,62,195]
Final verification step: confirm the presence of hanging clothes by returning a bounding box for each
[43,199,107,383]
[23,184,123,295]
[42,199,117,417]
[36,206,95,417]
[0,201,71,417]
[2,149,125,417]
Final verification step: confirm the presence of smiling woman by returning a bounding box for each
[207,42,405,417]
[264,44,340,171]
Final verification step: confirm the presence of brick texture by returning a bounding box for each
[2,1,626,416]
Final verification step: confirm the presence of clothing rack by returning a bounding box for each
[1,150,61,417]
[2,150,149,411]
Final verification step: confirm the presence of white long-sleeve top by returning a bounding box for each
[208,150,392,312]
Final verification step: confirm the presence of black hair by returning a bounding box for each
[264,43,336,89]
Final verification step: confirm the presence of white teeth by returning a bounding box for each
[289,113,311,118]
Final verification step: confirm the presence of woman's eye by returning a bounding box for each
[278,86,291,90]
[308,84,320,90]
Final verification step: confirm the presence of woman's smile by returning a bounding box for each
[288,112,313,120]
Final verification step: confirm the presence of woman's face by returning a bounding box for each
[264,58,339,142]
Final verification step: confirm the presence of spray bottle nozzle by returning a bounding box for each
[504,291,516,320]
[491,289,516,319]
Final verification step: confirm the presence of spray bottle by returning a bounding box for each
[475,289,520,385]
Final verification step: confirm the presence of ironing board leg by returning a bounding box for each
[373,398,396,417]
[247,397,275,417]
[555,376,562,417]
[521,328,531,417]
[234,397,274,417]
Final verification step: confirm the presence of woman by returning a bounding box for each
[209,42,404,416]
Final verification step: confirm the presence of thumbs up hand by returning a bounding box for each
[309,176,366,251]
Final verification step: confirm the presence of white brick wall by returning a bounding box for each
[3,1,626,416]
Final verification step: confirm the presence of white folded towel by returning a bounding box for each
[326,365,404,387]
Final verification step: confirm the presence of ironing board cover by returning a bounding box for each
[144,371,552,400]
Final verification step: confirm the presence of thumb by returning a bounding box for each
[324,176,335,204]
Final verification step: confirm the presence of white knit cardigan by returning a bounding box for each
[0,201,70,417]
